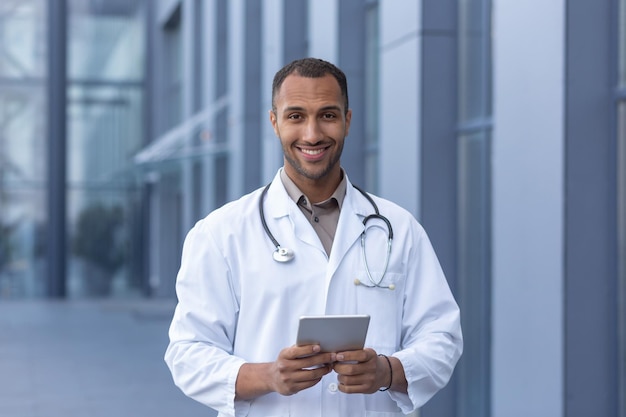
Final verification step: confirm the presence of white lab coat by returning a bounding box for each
[165,169,462,417]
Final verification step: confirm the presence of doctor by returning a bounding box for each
[165,58,462,416]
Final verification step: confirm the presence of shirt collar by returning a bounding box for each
[280,168,347,210]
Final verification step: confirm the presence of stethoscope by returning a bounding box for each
[259,182,395,290]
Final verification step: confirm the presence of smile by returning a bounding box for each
[300,148,325,156]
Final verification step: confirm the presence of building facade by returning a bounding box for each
[0,0,625,416]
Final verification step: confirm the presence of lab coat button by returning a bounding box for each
[328,382,338,392]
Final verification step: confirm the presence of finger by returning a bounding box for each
[335,348,373,364]
[333,361,358,375]
[338,384,367,394]
[300,364,333,381]
[276,366,332,396]
[338,381,370,394]
[297,352,335,369]
[277,378,322,396]
[336,375,378,394]
[333,359,373,376]
[287,344,322,360]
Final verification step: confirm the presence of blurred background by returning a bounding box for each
[0,0,624,416]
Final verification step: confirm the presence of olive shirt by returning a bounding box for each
[279,168,346,256]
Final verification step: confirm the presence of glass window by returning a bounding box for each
[457,1,492,416]
[0,0,46,78]
[0,0,48,299]
[163,4,183,132]
[66,0,146,298]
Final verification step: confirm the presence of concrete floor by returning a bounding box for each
[0,299,216,417]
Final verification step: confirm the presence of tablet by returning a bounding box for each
[296,314,370,353]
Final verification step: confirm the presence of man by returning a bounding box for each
[165,57,462,416]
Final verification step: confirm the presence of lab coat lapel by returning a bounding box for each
[265,172,326,254]
[326,181,370,280]
[264,171,373,276]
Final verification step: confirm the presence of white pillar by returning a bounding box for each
[378,1,421,216]
[491,1,565,416]
[308,0,339,63]
[261,0,284,182]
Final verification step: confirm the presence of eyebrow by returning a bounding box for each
[282,105,343,113]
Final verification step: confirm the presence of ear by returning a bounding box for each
[269,110,279,137]
[344,109,352,137]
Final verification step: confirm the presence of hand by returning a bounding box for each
[267,344,335,396]
[332,348,390,394]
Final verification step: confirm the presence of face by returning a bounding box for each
[270,74,352,188]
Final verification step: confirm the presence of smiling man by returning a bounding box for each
[270,63,350,196]
[165,58,463,417]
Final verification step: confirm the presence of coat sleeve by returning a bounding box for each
[389,222,463,413]
[164,221,251,416]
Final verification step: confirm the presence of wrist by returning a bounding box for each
[377,354,392,392]
[236,362,274,400]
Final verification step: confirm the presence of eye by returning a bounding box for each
[321,112,337,120]
[287,113,303,121]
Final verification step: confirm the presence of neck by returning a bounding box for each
[284,167,342,204]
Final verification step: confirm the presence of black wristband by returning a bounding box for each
[378,354,392,392]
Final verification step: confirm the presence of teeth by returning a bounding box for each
[301,148,323,155]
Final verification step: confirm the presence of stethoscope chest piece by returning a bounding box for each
[273,247,295,263]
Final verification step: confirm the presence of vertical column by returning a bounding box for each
[565,1,619,415]
[242,0,263,193]
[141,0,155,295]
[46,0,67,298]
[378,1,420,214]
[201,0,217,213]
[261,0,283,182]
[419,1,459,416]
[229,0,245,198]
[308,0,339,63]
[181,0,195,235]
[492,1,565,416]
[338,0,366,187]
[282,0,307,63]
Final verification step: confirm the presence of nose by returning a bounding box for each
[302,119,323,143]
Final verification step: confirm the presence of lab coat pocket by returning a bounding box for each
[354,270,404,351]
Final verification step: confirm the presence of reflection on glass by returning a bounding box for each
[66,0,146,298]
[0,0,47,299]
[0,0,46,78]
[162,4,183,133]
[68,0,145,81]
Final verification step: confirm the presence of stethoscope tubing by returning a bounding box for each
[260,182,394,289]
[360,221,393,288]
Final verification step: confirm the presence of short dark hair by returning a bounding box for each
[271,57,349,114]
